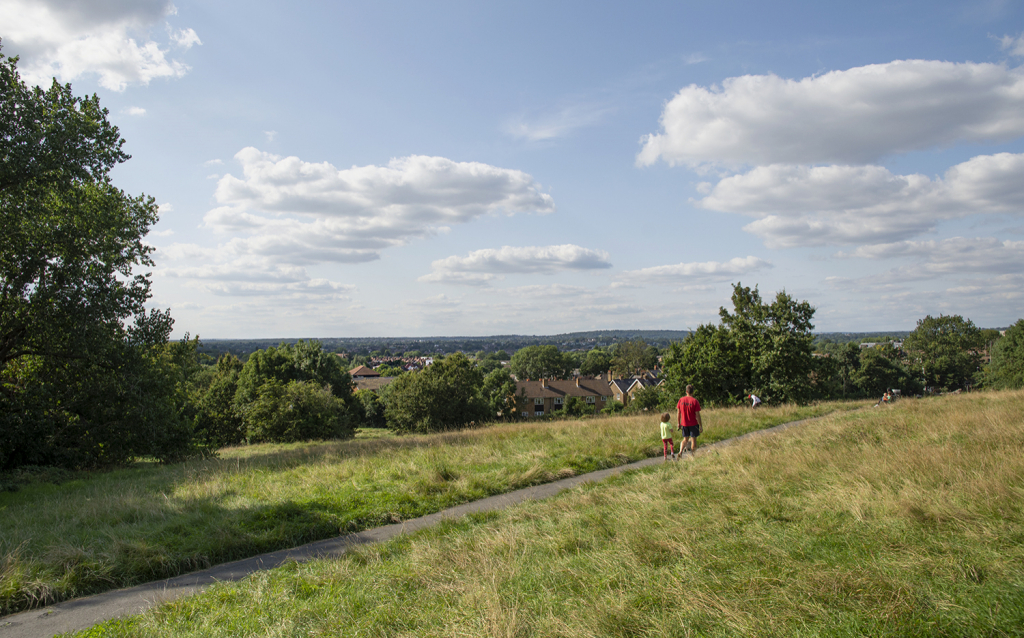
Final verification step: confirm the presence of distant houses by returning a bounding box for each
[350,357,663,418]
[515,377,613,418]
[515,372,663,418]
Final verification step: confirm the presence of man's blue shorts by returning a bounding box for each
[681,425,700,438]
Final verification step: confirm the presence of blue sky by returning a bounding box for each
[3,0,1023,338]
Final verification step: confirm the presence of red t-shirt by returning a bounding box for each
[677,395,701,427]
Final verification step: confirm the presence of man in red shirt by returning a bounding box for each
[676,384,702,454]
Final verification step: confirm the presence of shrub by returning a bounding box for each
[382,353,488,433]
[242,381,354,443]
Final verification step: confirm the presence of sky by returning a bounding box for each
[2,0,1023,338]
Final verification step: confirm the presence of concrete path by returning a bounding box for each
[0,415,820,638]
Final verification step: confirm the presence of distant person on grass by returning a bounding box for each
[748,394,762,409]
[676,384,702,453]
[660,412,676,461]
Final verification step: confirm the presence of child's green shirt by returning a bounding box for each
[660,420,673,440]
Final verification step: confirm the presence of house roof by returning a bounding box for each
[517,378,613,399]
[349,365,379,378]
[609,379,633,394]
[627,378,663,392]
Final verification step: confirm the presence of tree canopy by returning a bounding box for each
[381,353,489,433]
[508,345,572,380]
[983,319,1024,390]
[232,341,355,443]
[663,283,816,406]
[579,348,612,377]
[903,314,984,391]
[0,48,193,470]
[610,339,659,378]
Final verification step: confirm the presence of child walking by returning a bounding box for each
[660,412,677,461]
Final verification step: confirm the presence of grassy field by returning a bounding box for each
[0,401,864,616]
[66,390,1024,637]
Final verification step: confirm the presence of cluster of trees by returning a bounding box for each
[982,319,1024,390]
[659,284,1017,408]
[186,340,357,447]
[375,353,519,433]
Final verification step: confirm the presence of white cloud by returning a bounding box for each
[481,283,592,299]
[264,130,277,142]
[999,33,1024,57]
[697,153,1024,247]
[638,60,1024,167]
[615,256,772,286]
[403,294,461,310]
[154,150,555,299]
[840,237,1024,278]
[156,253,354,299]
[203,159,224,166]
[420,245,612,285]
[206,148,555,264]
[124,106,146,116]
[0,0,199,91]
[505,103,611,141]
[169,27,200,49]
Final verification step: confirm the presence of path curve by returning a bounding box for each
[0,414,822,638]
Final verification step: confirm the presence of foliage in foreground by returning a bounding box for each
[0,400,862,615]
[77,390,1024,637]
[0,47,193,471]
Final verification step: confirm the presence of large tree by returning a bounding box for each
[0,48,192,470]
[508,345,572,380]
[579,348,612,377]
[719,284,817,404]
[983,319,1024,390]
[662,323,745,406]
[903,314,984,391]
[481,367,523,421]
[664,283,816,406]
[851,345,920,397]
[610,339,659,378]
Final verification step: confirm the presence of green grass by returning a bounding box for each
[0,400,865,616]
[63,391,1024,637]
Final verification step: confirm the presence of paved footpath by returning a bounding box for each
[0,415,820,638]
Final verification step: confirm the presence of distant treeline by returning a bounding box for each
[196,329,998,361]
[197,330,691,361]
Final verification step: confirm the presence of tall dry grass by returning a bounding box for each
[76,390,1024,637]
[1,400,862,616]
